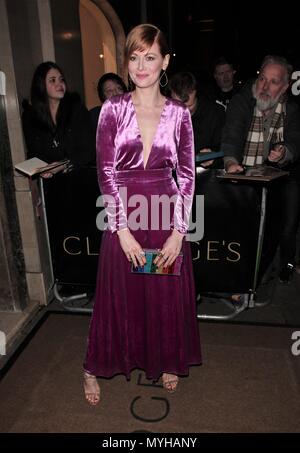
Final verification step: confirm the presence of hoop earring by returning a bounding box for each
[159,71,168,88]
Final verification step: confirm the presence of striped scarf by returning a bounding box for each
[243,101,285,167]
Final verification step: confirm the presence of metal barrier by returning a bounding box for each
[39,166,284,318]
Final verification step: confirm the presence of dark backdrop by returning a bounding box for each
[109,0,300,88]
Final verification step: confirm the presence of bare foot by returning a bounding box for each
[83,372,100,405]
[162,373,179,393]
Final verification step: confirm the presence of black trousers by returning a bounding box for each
[261,176,300,275]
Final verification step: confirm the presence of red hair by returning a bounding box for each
[124,24,169,67]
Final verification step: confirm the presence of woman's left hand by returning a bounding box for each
[154,229,184,268]
[40,172,54,178]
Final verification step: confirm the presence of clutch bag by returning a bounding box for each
[131,249,183,276]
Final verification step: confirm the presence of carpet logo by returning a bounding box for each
[0,330,6,356]
[291,331,300,356]
[130,373,169,424]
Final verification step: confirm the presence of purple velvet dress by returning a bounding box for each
[84,92,201,380]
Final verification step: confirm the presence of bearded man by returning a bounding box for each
[222,55,300,284]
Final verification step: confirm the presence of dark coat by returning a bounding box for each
[22,92,95,166]
[89,105,101,138]
[206,83,241,111]
[192,94,225,153]
[221,82,300,177]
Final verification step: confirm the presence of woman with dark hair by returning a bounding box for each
[22,62,95,279]
[22,61,95,176]
[89,72,127,136]
[83,24,201,405]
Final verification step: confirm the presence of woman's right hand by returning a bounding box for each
[40,161,72,178]
[117,229,146,268]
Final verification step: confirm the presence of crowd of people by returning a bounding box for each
[20,23,300,406]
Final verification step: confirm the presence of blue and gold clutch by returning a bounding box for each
[131,249,183,276]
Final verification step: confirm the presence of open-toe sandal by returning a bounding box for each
[162,373,179,394]
[83,371,100,405]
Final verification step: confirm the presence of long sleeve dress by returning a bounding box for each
[84,92,202,380]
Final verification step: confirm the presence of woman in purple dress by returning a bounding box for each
[83,24,201,405]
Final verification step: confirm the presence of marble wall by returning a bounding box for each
[0,95,27,311]
[0,0,56,310]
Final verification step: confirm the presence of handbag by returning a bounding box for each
[131,249,183,276]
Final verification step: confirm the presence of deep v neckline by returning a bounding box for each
[130,93,167,169]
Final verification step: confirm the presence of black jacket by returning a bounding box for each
[222,82,300,176]
[22,92,95,166]
[206,83,240,111]
[192,95,225,153]
[89,105,101,138]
